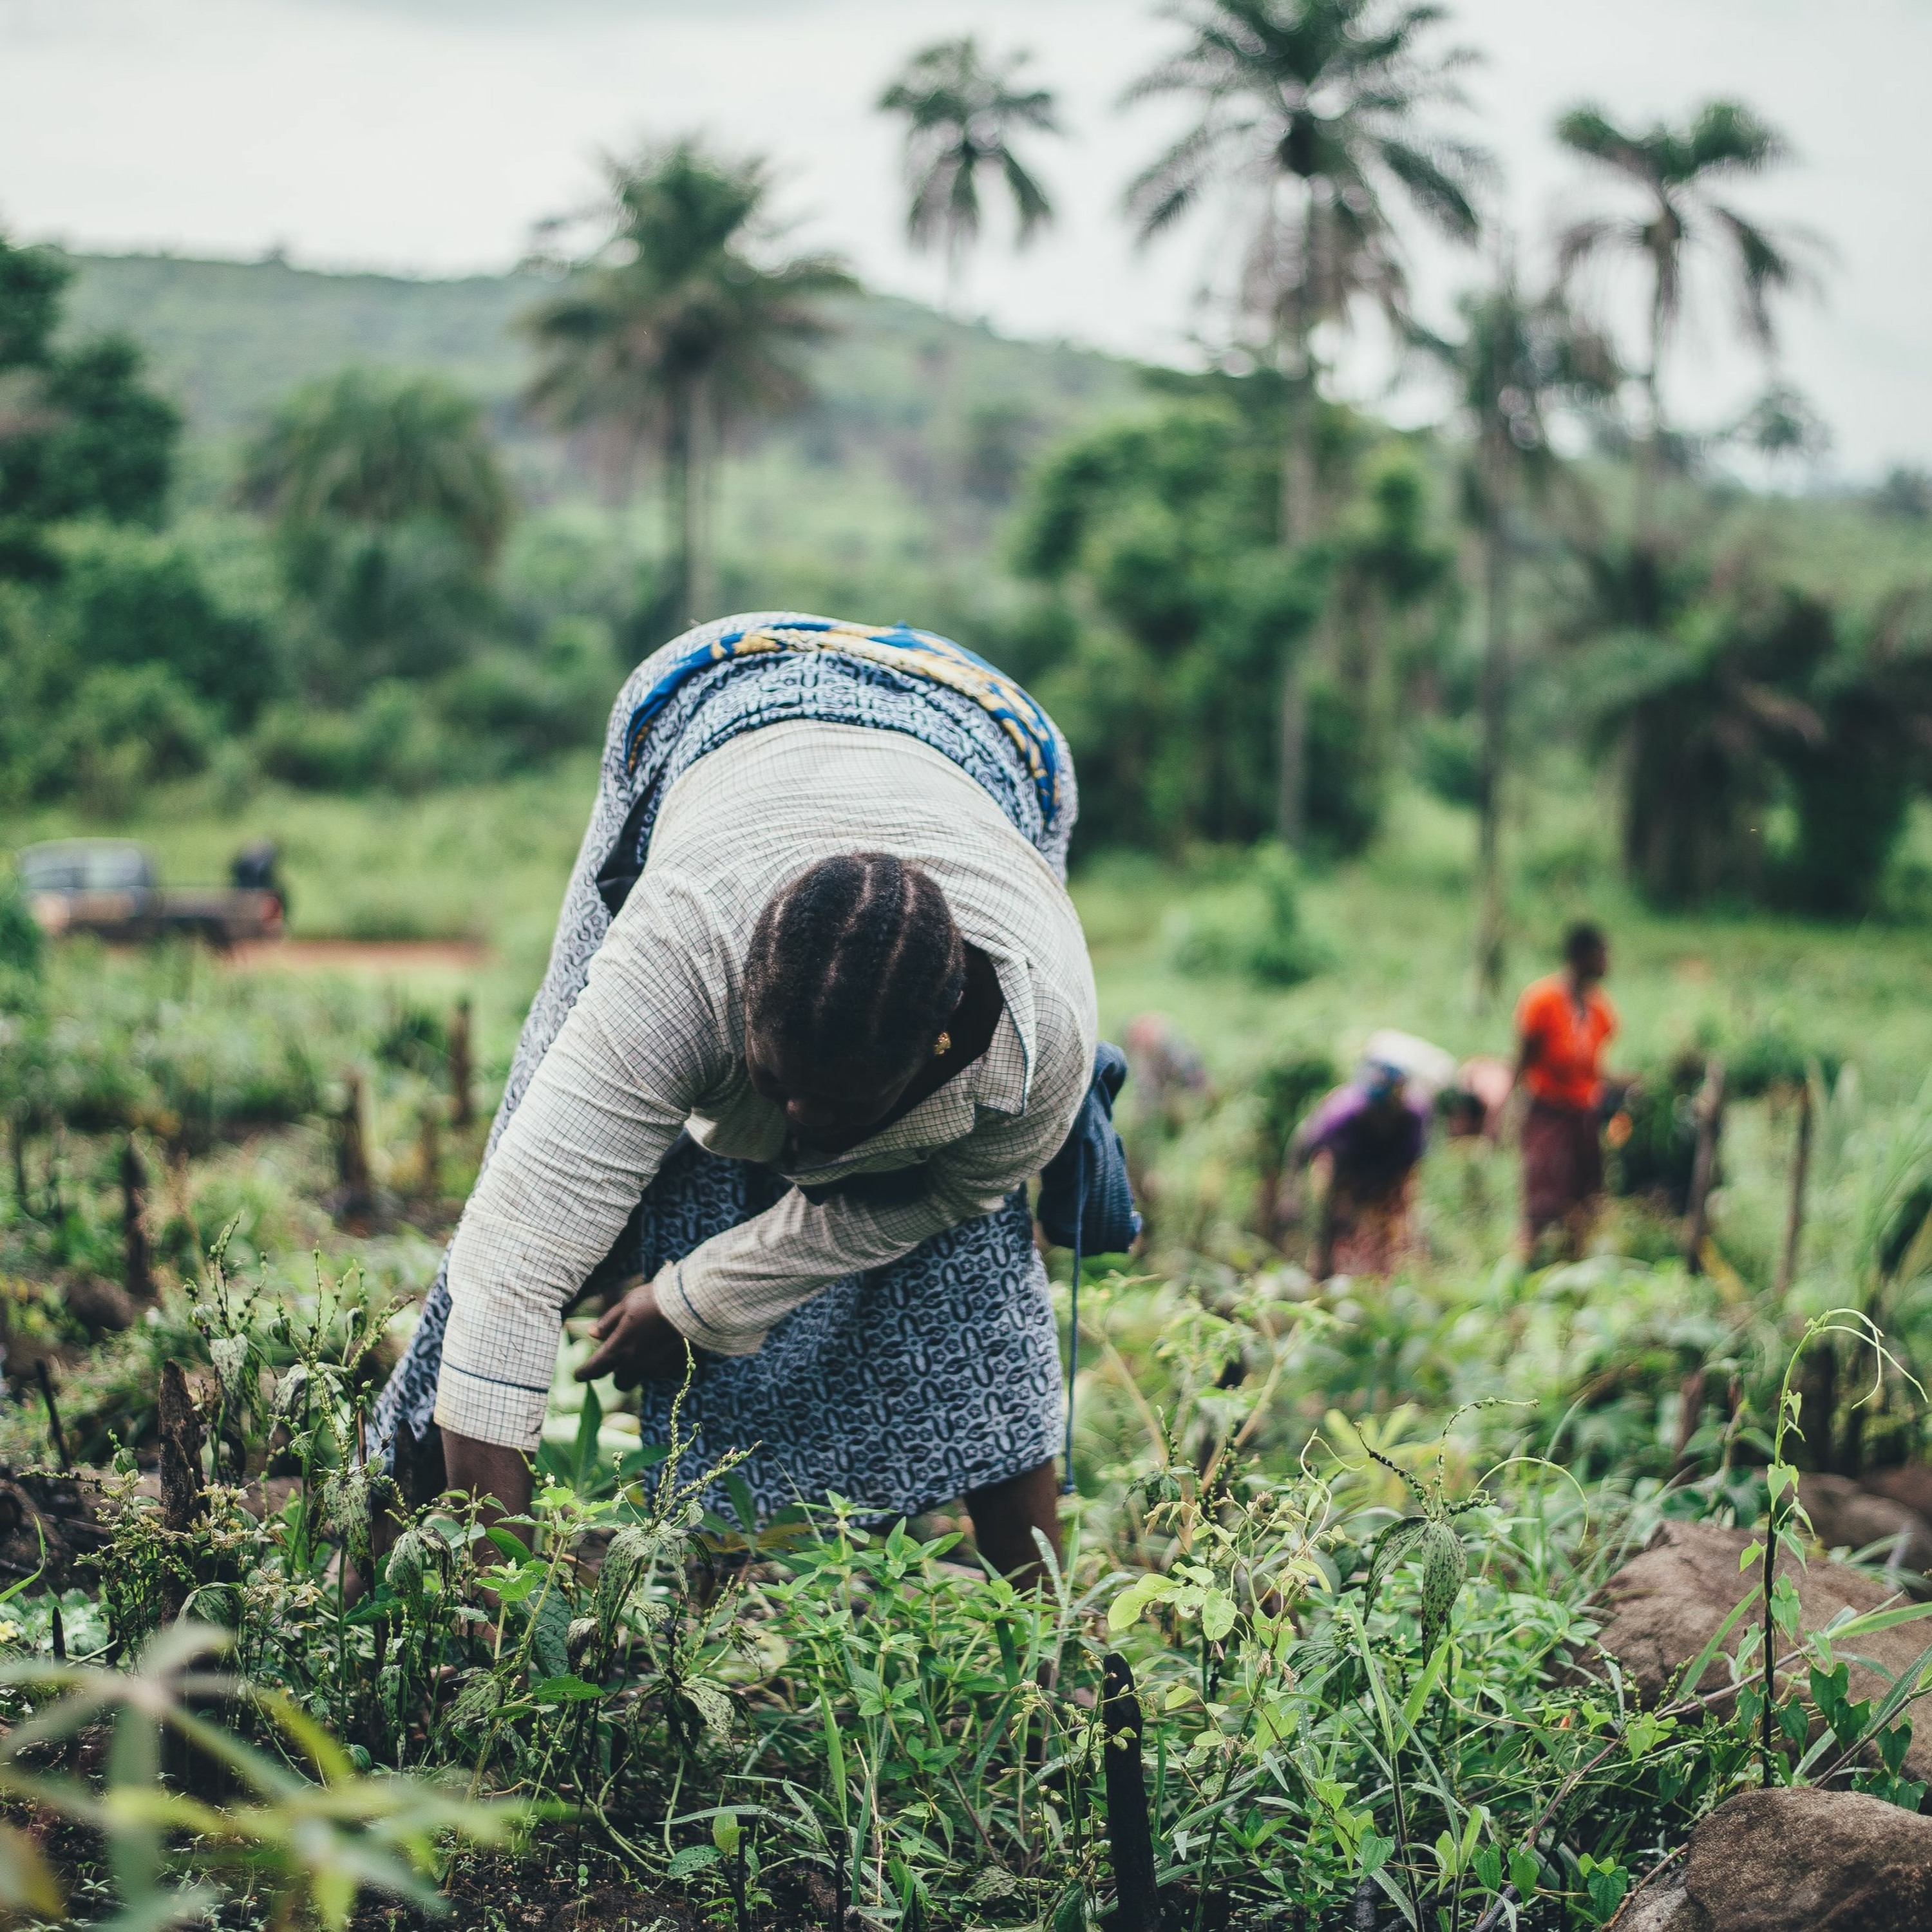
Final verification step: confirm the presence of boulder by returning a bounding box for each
[1616,1788,1932,1931]
[1589,1520,1932,1788]
[1863,1464,1932,1526]
[1798,1473,1932,1577]
[64,1274,138,1335]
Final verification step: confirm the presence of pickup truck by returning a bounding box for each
[18,840,285,949]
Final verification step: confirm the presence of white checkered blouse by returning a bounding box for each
[435,720,1098,1449]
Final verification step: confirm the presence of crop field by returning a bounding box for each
[3,764,1931,1931]
[9,0,1932,1911]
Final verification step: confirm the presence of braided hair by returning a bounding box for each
[744,853,967,1081]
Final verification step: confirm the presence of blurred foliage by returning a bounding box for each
[18,242,1932,905]
[1573,532,1932,916]
[242,366,511,696]
[1015,385,1458,857]
[1166,841,1331,988]
[0,236,177,582]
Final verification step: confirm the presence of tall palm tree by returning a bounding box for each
[1420,261,1615,996]
[1124,0,1488,844]
[523,142,856,627]
[878,37,1061,312]
[1555,99,1821,530]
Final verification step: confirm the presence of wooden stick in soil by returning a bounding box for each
[158,1359,207,1624]
[1774,1078,1814,1300]
[1682,1056,1727,1274]
[1101,1652,1159,1932]
[158,1361,207,1534]
[120,1137,155,1302]
[450,996,475,1129]
[1671,1364,1707,1473]
[417,1097,442,1200]
[33,1361,70,1471]
[335,1070,374,1219]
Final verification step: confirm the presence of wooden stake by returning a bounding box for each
[1671,1365,1707,1472]
[1774,1079,1814,1300]
[158,1361,207,1533]
[121,1138,155,1302]
[158,1359,206,1625]
[450,997,475,1130]
[335,1071,374,1217]
[1683,1057,1727,1274]
[1101,1651,1159,1932]
[417,1098,442,1200]
[33,1361,70,1472]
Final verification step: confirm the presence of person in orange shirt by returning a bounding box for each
[1514,922,1617,1257]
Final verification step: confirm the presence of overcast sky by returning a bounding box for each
[1,0,1926,477]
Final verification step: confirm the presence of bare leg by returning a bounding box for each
[964,1458,1061,1587]
[442,1428,536,1535]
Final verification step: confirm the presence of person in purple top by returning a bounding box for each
[1293,1057,1430,1278]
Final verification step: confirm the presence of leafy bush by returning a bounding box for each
[1304,670,1388,857]
[1725,1021,1842,1100]
[255,679,455,792]
[1416,712,1482,807]
[7,661,214,816]
[0,868,43,983]
[44,521,282,723]
[0,235,177,581]
[438,624,616,770]
[1169,842,1329,987]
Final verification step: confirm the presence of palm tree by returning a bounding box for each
[523,142,856,627]
[242,368,510,565]
[242,368,512,687]
[1555,99,1821,530]
[1419,261,1615,996]
[1124,0,1489,844]
[878,37,1061,312]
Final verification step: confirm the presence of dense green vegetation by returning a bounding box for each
[5,772,1932,1926]
[5,0,1932,1922]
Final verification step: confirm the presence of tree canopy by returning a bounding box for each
[1555,97,1822,511]
[523,142,856,627]
[880,37,1061,305]
[241,368,510,565]
[0,236,178,580]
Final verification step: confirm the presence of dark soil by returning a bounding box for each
[348,1853,699,1932]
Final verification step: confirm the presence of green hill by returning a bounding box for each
[57,252,533,435]
[57,251,1141,478]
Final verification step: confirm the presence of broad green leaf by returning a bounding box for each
[1363,1517,1431,1613]
[667,1844,719,1880]
[1200,1588,1236,1642]
[529,1674,601,1705]
[1108,1570,1178,1634]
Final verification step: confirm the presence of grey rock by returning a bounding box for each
[1799,1473,1932,1576]
[1589,1520,1932,1790]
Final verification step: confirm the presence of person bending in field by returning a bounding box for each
[370,613,1134,1582]
[1514,922,1618,1258]
[1293,1055,1430,1278]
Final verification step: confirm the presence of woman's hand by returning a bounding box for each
[578,1274,696,1388]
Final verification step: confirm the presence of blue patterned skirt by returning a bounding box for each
[372,612,1074,1521]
